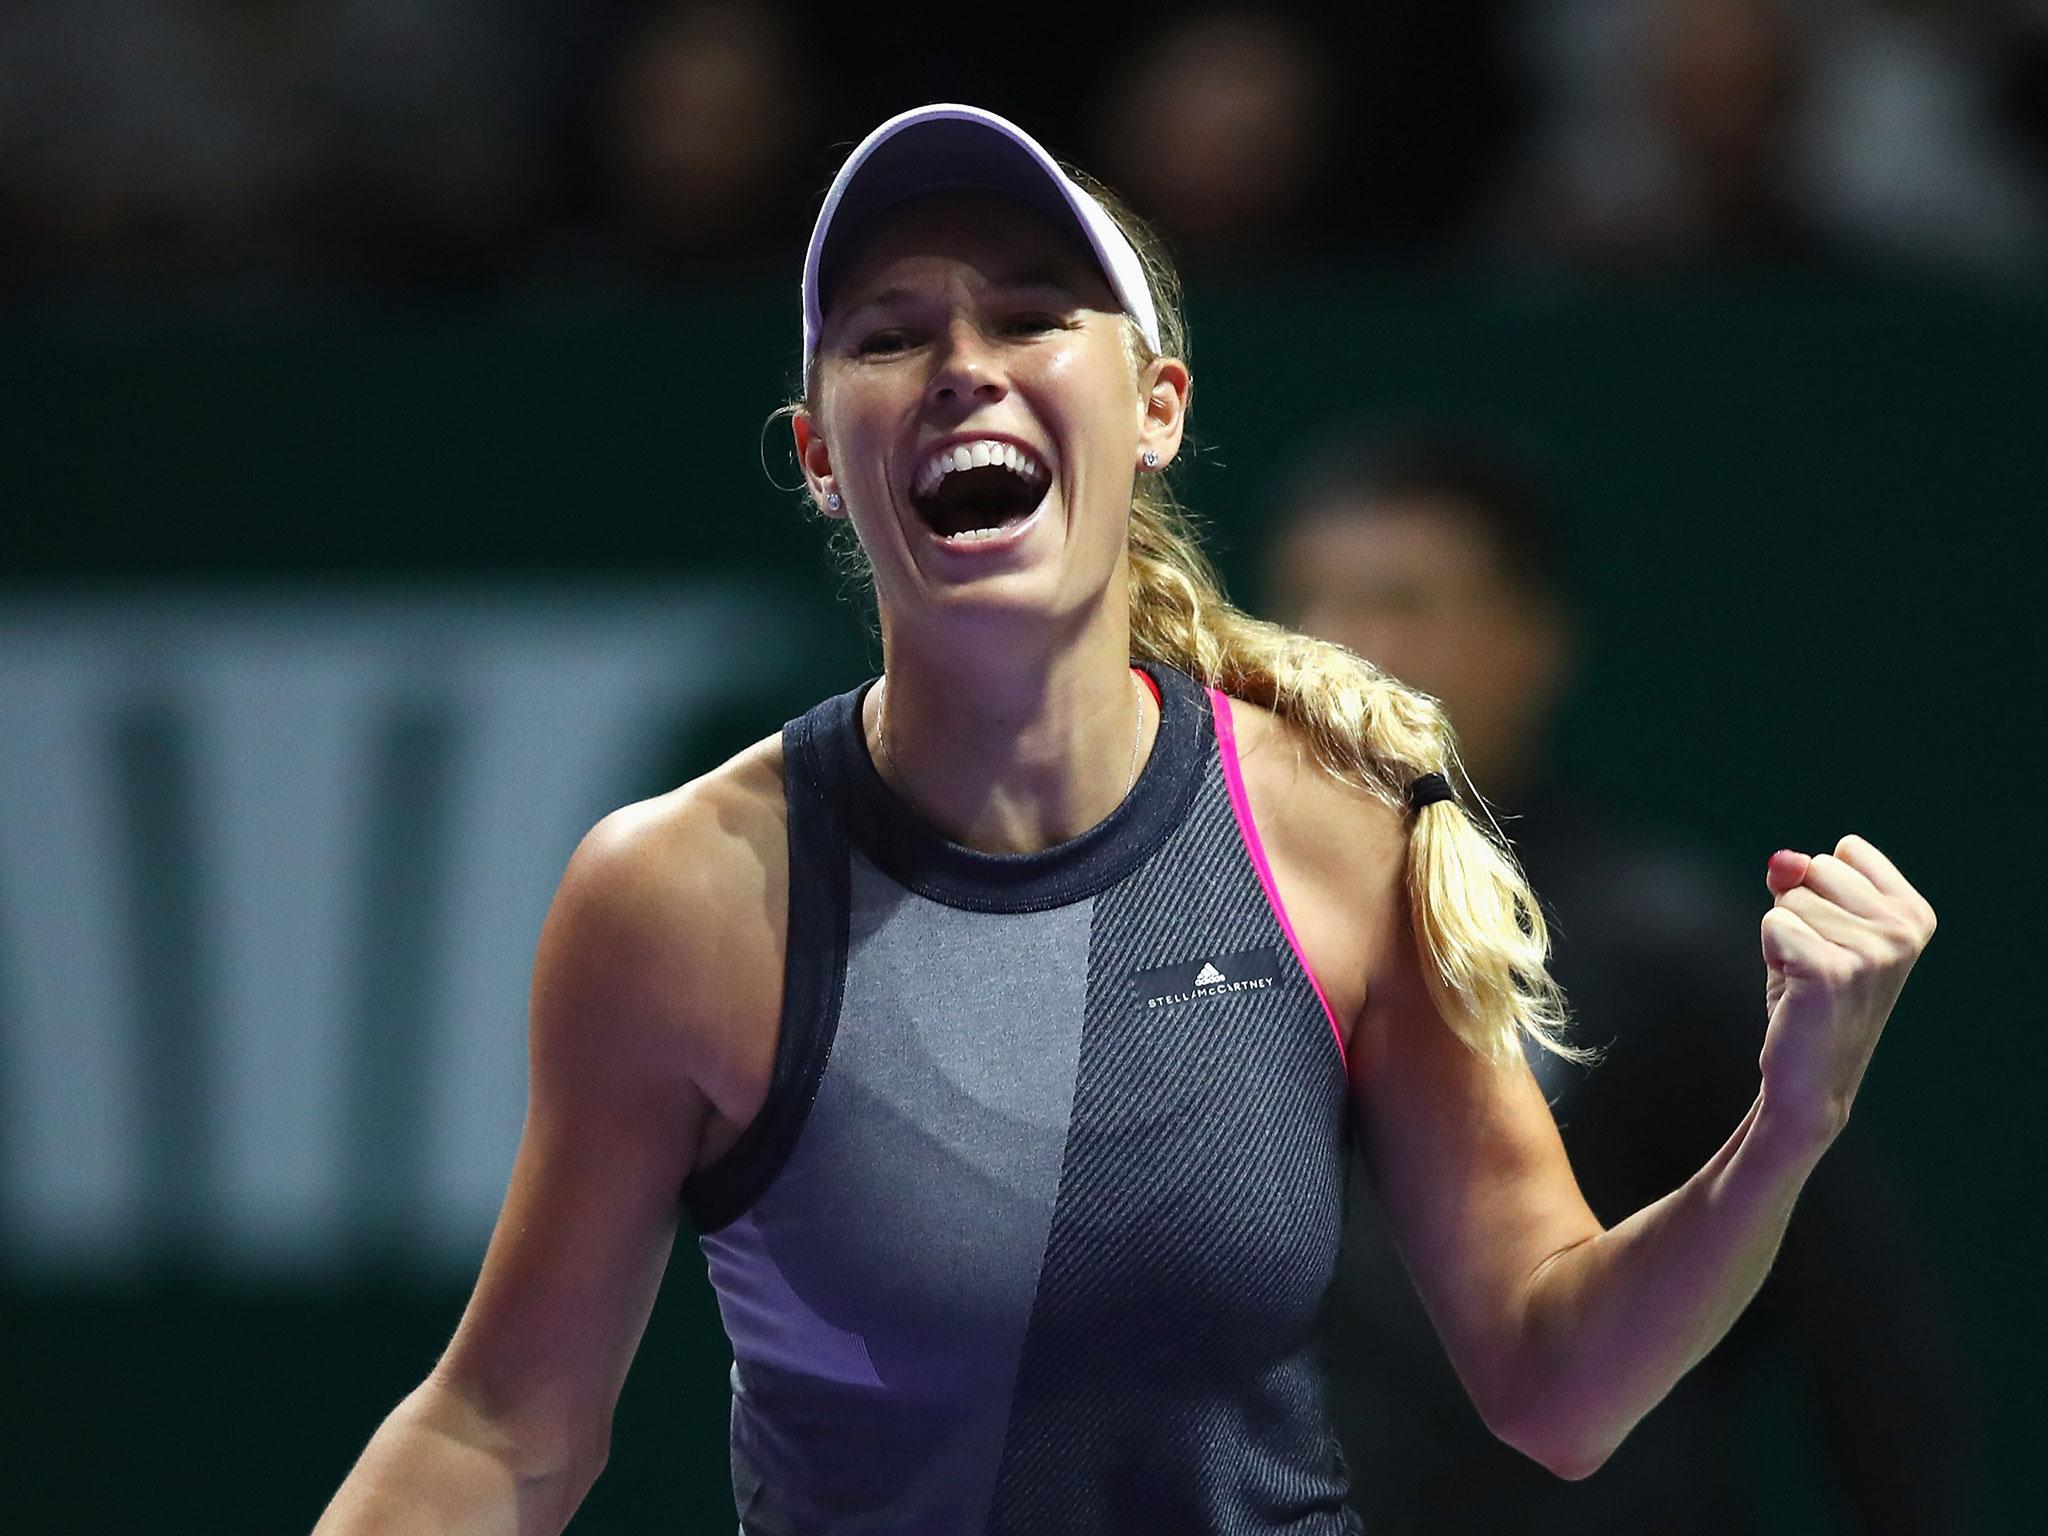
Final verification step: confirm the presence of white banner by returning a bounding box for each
[0,584,808,1281]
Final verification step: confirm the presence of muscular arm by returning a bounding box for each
[1499,837,1934,1479]
[1240,685,1943,1492]
[1502,1092,1825,1478]
[311,1376,569,1536]
[316,754,780,1534]
[1345,871,1607,1477]
[1351,830,1879,1482]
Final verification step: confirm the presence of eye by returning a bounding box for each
[855,329,912,356]
[1007,312,1064,335]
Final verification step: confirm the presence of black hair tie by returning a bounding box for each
[1406,772,1455,812]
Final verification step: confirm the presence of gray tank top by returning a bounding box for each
[682,661,1363,1534]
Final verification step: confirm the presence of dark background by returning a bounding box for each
[6,272,2037,1531]
[3,0,2043,1529]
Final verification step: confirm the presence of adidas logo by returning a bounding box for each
[1133,946,1277,1010]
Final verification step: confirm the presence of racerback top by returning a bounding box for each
[682,661,1364,1534]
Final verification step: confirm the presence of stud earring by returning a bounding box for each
[826,491,843,511]
[1142,450,1159,468]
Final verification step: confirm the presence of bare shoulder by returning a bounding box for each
[1221,694,1409,1053]
[424,733,790,1458]
[563,730,787,945]
[536,731,788,1132]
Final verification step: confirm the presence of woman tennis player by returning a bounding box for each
[315,104,1935,1534]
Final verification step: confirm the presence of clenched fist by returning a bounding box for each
[1758,834,1936,1148]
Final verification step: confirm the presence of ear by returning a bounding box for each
[791,409,846,518]
[1136,355,1191,472]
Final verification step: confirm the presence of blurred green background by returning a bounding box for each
[2,270,2036,1531]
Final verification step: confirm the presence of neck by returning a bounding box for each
[866,610,1158,855]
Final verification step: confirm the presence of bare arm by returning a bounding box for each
[1499,838,1936,1478]
[1346,870,1605,1479]
[1356,935,1819,1485]
[315,784,742,1534]
[313,1375,567,1536]
[1500,1094,1826,1477]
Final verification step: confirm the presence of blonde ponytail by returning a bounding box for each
[1074,167,1598,1072]
[1125,485,1596,1070]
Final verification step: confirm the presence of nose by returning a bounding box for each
[924,316,1008,409]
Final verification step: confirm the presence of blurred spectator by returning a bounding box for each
[1489,0,1830,267]
[0,0,313,290]
[1794,0,2048,272]
[5,0,2041,295]
[1263,430,1979,1534]
[0,0,564,296]
[1492,0,2047,273]
[1084,3,1532,265]
[288,0,554,287]
[1086,10,1333,269]
[550,0,821,289]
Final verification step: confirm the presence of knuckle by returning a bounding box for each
[1880,915,1921,950]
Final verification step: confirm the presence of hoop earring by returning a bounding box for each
[826,491,843,511]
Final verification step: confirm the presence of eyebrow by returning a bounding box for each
[837,270,1080,322]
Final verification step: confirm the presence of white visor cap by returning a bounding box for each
[800,103,1162,392]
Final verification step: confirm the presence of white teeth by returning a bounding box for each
[911,438,1050,497]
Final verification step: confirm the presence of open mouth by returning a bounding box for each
[909,447,1053,544]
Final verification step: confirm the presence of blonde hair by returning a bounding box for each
[788,172,1596,1071]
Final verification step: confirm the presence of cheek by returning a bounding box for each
[1036,359,1142,487]
[1039,343,1135,415]
[1040,346,1088,385]
[817,375,907,456]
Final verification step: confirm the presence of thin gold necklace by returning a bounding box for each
[871,669,1146,818]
